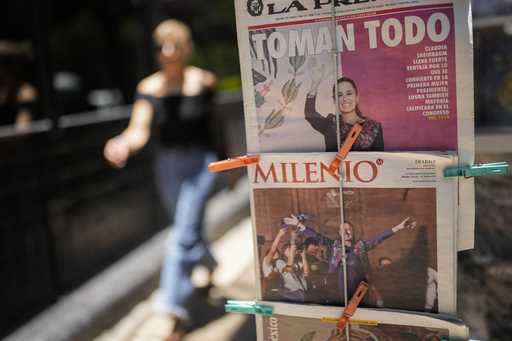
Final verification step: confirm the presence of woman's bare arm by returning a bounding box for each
[301,249,310,277]
[304,64,332,133]
[286,230,298,269]
[104,98,154,168]
[121,99,154,152]
[262,228,287,266]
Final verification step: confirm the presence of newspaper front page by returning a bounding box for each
[234,0,475,250]
[256,302,468,341]
[248,152,457,314]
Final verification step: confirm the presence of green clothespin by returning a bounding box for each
[225,300,273,316]
[444,162,509,178]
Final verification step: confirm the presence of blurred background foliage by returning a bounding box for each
[1,0,242,119]
[3,0,512,120]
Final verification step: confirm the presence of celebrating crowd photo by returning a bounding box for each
[261,214,416,304]
[255,187,440,312]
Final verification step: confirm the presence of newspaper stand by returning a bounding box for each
[215,0,508,341]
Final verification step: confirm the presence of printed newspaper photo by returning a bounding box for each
[257,303,468,341]
[248,152,458,313]
[235,0,475,250]
[263,315,449,341]
[255,187,438,312]
[236,0,473,157]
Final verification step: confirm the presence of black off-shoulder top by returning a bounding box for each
[135,90,214,149]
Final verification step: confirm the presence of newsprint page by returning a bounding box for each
[256,302,469,341]
[234,0,475,250]
[248,152,458,314]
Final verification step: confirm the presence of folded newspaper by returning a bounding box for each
[256,301,469,341]
[248,152,458,314]
[234,0,475,250]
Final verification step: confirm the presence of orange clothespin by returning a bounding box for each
[208,155,260,173]
[329,123,363,176]
[337,281,369,331]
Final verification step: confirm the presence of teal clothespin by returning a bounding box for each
[444,162,509,178]
[225,300,273,316]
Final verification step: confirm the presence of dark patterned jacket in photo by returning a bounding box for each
[305,94,384,151]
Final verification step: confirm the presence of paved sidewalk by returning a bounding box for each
[5,178,251,341]
[94,218,257,341]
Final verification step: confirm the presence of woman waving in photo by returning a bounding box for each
[304,64,384,151]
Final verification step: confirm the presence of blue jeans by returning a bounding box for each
[153,147,217,319]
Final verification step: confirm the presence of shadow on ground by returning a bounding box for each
[187,289,227,330]
[230,317,256,341]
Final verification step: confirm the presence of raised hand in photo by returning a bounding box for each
[282,213,306,232]
[308,62,327,96]
[282,214,299,227]
[391,217,417,233]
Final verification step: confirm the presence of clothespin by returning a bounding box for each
[208,155,260,173]
[329,123,363,176]
[444,162,509,178]
[337,281,369,331]
[225,300,273,316]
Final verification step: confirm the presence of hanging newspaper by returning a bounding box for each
[248,152,457,314]
[256,302,468,341]
[234,0,475,250]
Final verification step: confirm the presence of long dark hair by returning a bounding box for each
[340,220,361,242]
[332,77,364,118]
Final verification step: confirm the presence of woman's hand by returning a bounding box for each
[104,136,130,168]
[392,217,417,233]
[308,62,326,96]
[290,229,297,243]
[277,227,289,238]
[282,214,299,227]
[282,214,306,232]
